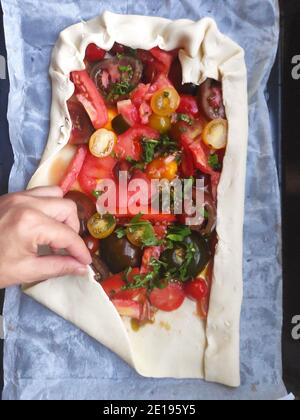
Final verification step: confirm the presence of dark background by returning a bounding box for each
[0,0,300,399]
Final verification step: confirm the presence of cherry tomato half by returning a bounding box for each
[184,278,208,302]
[146,156,178,181]
[149,283,185,312]
[202,119,228,150]
[85,44,106,62]
[150,87,180,117]
[83,235,100,255]
[89,129,117,158]
[87,213,117,239]
[148,114,171,134]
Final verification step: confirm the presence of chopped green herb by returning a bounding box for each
[125,257,166,291]
[142,137,160,164]
[123,267,133,284]
[208,153,221,170]
[115,227,126,239]
[119,65,132,73]
[166,225,192,243]
[92,190,103,199]
[177,113,193,125]
[107,81,134,101]
[163,91,170,98]
[178,242,196,281]
[126,213,161,248]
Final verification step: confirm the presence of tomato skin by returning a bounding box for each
[150,283,185,312]
[85,44,106,62]
[184,278,208,301]
[153,223,168,240]
[78,152,117,196]
[149,47,177,75]
[177,95,199,116]
[83,235,100,255]
[117,100,140,126]
[101,268,141,299]
[180,144,195,178]
[67,101,94,145]
[71,70,108,129]
[146,156,178,181]
[141,246,162,274]
[181,134,213,175]
[111,299,143,319]
[115,125,160,161]
[59,145,88,195]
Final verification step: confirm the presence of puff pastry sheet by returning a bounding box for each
[25,11,248,387]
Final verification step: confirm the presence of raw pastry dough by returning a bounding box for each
[25,11,248,387]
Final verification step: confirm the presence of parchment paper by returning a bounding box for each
[2,0,286,400]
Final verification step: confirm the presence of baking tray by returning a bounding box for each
[0,0,299,399]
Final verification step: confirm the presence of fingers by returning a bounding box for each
[25,255,89,283]
[25,186,64,198]
[34,212,92,266]
[29,197,80,233]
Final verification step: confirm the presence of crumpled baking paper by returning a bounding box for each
[1,0,286,400]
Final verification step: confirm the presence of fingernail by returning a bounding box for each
[74,266,88,277]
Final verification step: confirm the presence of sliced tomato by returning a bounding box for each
[67,101,94,145]
[210,171,221,202]
[59,145,88,195]
[137,49,165,84]
[100,272,125,297]
[117,100,140,126]
[139,101,152,125]
[177,95,199,117]
[130,83,151,107]
[197,261,214,320]
[110,42,126,55]
[150,283,185,312]
[180,145,195,178]
[153,223,168,240]
[148,73,174,95]
[181,134,213,175]
[112,299,143,319]
[71,70,108,129]
[141,246,162,274]
[149,47,177,75]
[184,278,208,301]
[78,152,117,196]
[85,44,106,62]
[105,268,147,302]
[115,125,160,161]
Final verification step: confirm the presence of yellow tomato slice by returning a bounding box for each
[89,129,117,158]
[150,87,180,117]
[202,119,228,150]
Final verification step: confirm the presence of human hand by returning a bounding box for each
[0,186,92,288]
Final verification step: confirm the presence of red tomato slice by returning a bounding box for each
[181,134,213,175]
[180,144,195,178]
[71,70,108,129]
[67,101,94,145]
[148,73,174,95]
[85,44,106,62]
[153,223,168,240]
[184,278,208,301]
[59,145,88,195]
[177,95,199,116]
[130,83,151,107]
[149,47,177,74]
[101,268,141,299]
[111,299,143,319]
[115,125,160,161]
[78,152,117,196]
[150,283,185,312]
[117,100,140,126]
[100,272,125,298]
[141,246,162,274]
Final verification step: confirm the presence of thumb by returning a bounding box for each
[27,255,89,282]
